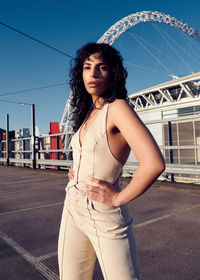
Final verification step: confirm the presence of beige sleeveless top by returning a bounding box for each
[67,103,123,192]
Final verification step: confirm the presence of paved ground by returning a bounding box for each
[0,165,200,280]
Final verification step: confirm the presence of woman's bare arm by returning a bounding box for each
[109,99,165,205]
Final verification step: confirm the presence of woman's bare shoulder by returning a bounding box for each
[108,99,134,112]
[109,99,134,115]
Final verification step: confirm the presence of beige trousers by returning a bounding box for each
[58,186,141,280]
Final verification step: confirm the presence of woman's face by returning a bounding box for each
[82,52,110,100]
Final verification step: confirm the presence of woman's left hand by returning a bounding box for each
[85,177,120,207]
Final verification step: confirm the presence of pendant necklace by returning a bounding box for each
[83,109,98,131]
[83,99,105,131]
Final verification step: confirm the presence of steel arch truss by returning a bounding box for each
[60,11,200,151]
[97,11,200,45]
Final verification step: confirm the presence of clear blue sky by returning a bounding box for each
[0,0,200,134]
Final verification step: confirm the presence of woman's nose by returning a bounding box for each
[90,67,98,78]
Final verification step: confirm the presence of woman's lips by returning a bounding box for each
[88,81,98,87]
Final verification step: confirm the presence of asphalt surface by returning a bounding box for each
[0,165,200,280]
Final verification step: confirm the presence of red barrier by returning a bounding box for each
[49,122,63,161]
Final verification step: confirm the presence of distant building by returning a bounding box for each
[0,128,6,141]
[39,134,51,160]
[127,72,200,181]
[0,129,15,160]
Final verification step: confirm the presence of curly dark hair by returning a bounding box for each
[69,42,128,132]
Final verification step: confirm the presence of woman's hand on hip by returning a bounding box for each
[85,177,120,207]
[68,166,74,180]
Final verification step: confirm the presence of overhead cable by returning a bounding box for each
[0,82,68,97]
[0,98,30,105]
[124,61,168,75]
[127,30,174,76]
[127,30,184,68]
[179,32,200,62]
[152,23,193,73]
[0,21,74,60]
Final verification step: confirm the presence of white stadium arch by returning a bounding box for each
[60,10,200,168]
[97,10,200,45]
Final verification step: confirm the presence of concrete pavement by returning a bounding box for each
[0,165,200,280]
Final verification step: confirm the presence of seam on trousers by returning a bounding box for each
[86,240,95,280]
[87,197,108,280]
[95,228,108,280]
[60,207,69,280]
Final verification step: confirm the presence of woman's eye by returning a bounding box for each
[83,66,90,70]
[100,66,109,71]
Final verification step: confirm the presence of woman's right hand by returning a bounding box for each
[68,166,74,180]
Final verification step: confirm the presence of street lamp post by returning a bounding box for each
[168,121,174,182]
[0,98,36,170]
[31,104,36,169]
[6,113,10,166]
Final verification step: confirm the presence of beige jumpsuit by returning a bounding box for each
[58,103,141,280]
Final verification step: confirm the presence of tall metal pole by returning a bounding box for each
[31,104,36,169]
[168,121,174,182]
[6,114,10,166]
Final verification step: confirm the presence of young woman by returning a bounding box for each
[58,43,165,280]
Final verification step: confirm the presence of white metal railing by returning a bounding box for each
[0,133,72,169]
[1,123,200,182]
